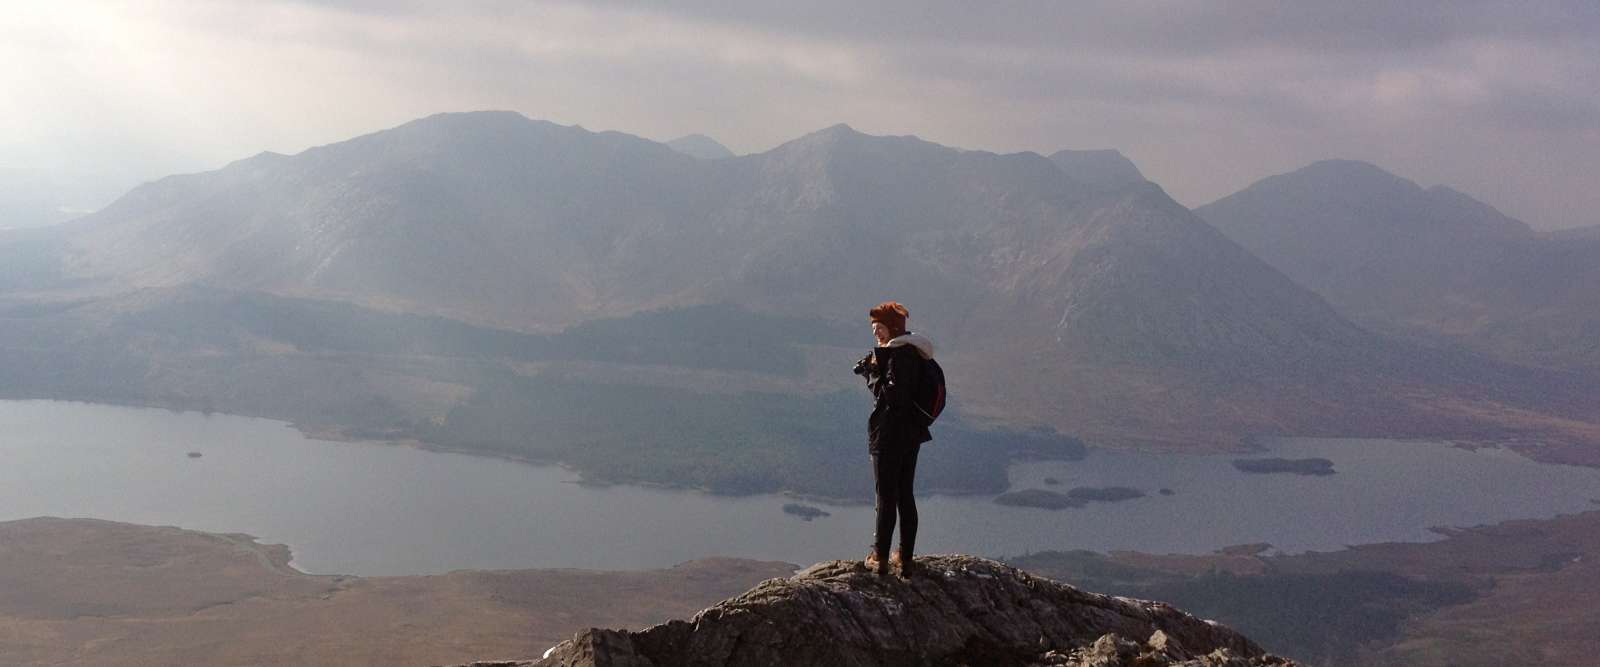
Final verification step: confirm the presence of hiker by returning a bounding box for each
[853,301,935,576]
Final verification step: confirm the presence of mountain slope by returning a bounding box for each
[62,111,723,329]
[1049,148,1148,191]
[1549,223,1600,240]
[1197,160,1600,368]
[1196,160,1530,313]
[696,125,1363,370]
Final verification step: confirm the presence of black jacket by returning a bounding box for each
[863,335,934,455]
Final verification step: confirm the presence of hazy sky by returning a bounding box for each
[4,1,1598,229]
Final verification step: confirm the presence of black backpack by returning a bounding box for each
[914,357,946,426]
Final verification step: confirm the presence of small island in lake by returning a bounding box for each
[1158,488,1175,496]
[995,486,1148,510]
[186,452,203,459]
[994,489,1084,510]
[1232,457,1336,476]
[1066,486,1145,502]
[782,504,831,521]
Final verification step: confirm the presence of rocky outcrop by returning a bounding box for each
[512,555,1301,667]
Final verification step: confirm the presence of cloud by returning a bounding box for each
[3,0,1598,229]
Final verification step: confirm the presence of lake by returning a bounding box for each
[3,399,1597,575]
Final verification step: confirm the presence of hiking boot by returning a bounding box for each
[891,550,917,577]
[864,550,889,576]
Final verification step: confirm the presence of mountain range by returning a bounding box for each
[2,111,1597,474]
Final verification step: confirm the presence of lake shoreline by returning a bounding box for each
[9,399,1600,576]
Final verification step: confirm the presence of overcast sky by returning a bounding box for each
[4,1,1598,229]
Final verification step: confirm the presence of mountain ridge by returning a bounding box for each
[1048,148,1148,191]
[1548,223,1600,240]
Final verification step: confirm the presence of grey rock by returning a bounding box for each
[526,555,1302,667]
[1147,629,1184,657]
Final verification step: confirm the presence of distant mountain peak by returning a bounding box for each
[1275,159,1420,195]
[413,109,531,124]
[1215,159,1530,238]
[364,110,615,148]
[1051,147,1132,160]
[665,133,735,160]
[219,150,290,172]
[1301,158,1386,172]
[1196,158,1571,363]
[1048,148,1147,191]
[525,555,1301,667]
[387,110,550,136]
[773,123,950,158]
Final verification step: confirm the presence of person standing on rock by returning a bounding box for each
[853,301,935,576]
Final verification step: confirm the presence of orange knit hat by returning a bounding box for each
[869,301,909,337]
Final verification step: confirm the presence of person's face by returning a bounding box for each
[871,321,892,345]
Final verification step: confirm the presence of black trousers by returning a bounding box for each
[871,445,920,559]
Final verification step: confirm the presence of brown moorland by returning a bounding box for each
[1017,510,1600,666]
[0,518,794,667]
[8,512,1600,666]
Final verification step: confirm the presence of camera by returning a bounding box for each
[852,353,874,377]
